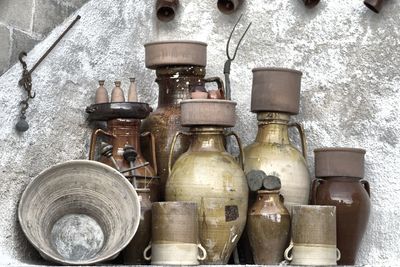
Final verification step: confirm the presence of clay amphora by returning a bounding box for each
[247,187,290,264]
[141,41,224,200]
[311,147,370,265]
[244,68,310,209]
[124,188,152,264]
[143,202,206,265]
[285,205,340,266]
[165,99,248,264]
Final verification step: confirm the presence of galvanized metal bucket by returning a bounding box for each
[18,160,141,265]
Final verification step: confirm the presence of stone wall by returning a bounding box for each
[0,0,399,265]
[0,0,89,75]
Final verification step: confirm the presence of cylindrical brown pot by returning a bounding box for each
[144,202,206,265]
[364,0,384,13]
[311,148,371,265]
[217,0,244,14]
[124,188,152,264]
[156,0,179,22]
[247,190,290,264]
[285,205,340,265]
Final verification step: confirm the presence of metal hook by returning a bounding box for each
[18,52,28,70]
[224,14,252,100]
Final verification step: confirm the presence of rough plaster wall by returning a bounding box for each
[0,0,399,265]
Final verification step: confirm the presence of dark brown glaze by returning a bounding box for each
[141,65,206,200]
[124,188,152,264]
[247,190,290,264]
[311,177,371,265]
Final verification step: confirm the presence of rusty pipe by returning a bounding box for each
[302,0,320,8]
[156,0,179,22]
[217,0,244,14]
[364,0,384,13]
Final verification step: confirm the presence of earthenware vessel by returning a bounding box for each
[111,81,125,102]
[141,41,224,200]
[143,202,206,265]
[284,205,340,265]
[244,68,310,209]
[311,147,370,265]
[18,160,140,265]
[124,188,152,264]
[217,0,244,14]
[247,176,290,264]
[95,80,109,104]
[156,0,179,22]
[128,78,138,102]
[165,99,248,264]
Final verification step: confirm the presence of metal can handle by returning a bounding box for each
[310,178,324,204]
[224,131,245,170]
[204,76,225,99]
[168,131,191,175]
[143,242,151,261]
[360,180,370,197]
[89,129,115,160]
[197,243,207,261]
[284,243,294,261]
[336,247,341,261]
[141,131,158,175]
[288,122,308,161]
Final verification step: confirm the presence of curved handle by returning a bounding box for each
[284,243,294,261]
[311,178,324,204]
[288,122,308,161]
[204,76,225,99]
[168,131,189,175]
[197,243,207,261]
[143,243,151,261]
[336,247,341,261]
[141,132,158,175]
[224,131,244,170]
[360,180,370,197]
[89,129,115,160]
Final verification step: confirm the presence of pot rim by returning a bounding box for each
[252,67,302,75]
[144,40,207,47]
[314,147,366,154]
[18,160,140,266]
[181,99,237,105]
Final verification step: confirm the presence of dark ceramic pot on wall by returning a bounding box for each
[311,147,371,265]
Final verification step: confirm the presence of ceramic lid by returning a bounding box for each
[180,99,236,127]
[251,67,302,114]
[144,40,207,69]
[314,147,366,178]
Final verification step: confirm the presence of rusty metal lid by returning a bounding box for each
[314,147,366,178]
[86,102,152,121]
[251,67,302,114]
[144,40,207,69]
[180,99,236,127]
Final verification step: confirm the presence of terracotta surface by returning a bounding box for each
[247,190,290,264]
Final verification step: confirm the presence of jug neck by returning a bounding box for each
[107,118,142,154]
[257,190,281,203]
[256,112,291,144]
[155,65,206,107]
[188,127,226,152]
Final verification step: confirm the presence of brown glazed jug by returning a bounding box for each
[247,176,290,264]
[124,188,152,264]
[311,147,371,265]
[141,41,224,200]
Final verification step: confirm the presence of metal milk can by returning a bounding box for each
[165,99,248,264]
[141,41,224,200]
[244,68,310,208]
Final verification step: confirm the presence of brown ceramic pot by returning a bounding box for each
[311,147,371,265]
[247,190,290,264]
[156,0,179,22]
[124,188,152,264]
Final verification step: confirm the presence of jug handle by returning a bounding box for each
[225,131,245,170]
[141,131,158,175]
[143,242,151,261]
[284,242,294,261]
[168,131,191,174]
[360,180,370,197]
[311,178,324,204]
[89,129,115,160]
[204,77,225,99]
[288,122,308,161]
[197,243,207,261]
[336,247,341,261]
